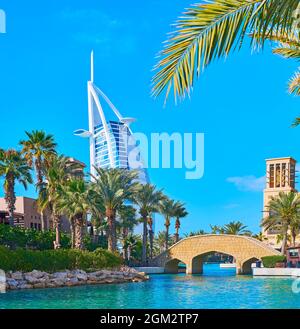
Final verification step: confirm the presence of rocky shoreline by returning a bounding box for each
[5,267,149,291]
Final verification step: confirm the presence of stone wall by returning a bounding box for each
[5,267,148,291]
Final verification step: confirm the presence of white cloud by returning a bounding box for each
[226,175,265,192]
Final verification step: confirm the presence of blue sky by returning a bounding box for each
[0,0,299,235]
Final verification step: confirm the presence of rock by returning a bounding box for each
[30,270,47,279]
[11,271,23,280]
[33,282,46,289]
[87,274,98,282]
[76,273,88,281]
[24,275,40,284]
[19,284,33,289]
[6,279,19,288]
[52,272,68,279]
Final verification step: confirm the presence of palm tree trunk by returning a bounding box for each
[35,158,46,231]
[70,219,75,249]
[122,227,128,260]
[142,215,148,265]
[149,229,154,260]
[74,215,84,250]
[174,228,179,243]
[5,174,16,227]
[107,209,116,252]
[53,213,61,249]
[165,225,169,251]
[281,231,288,255]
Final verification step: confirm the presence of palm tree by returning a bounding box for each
[222,221,251,235]
[276,232,292,246]
[173,201,188,242]
[0,150,32,226]
[117,205,137,260]
[57,179,90,249]
[20,130,57,230]
[155,231,171,254]
[210,225,221,234]
[91,167,139,252]
[133,184,164,264]
[159,198,177,250]
[252,232,268,242]
[38,155,81,249]
[152,0,299,102]
[184,229,207,237]
[261,191,300,254]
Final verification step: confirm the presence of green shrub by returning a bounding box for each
[0,224,70,250]
[261,255,286,268]
[0,246,122,272]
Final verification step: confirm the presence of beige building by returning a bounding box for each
[0,196,70,232]
[263,157,300,248]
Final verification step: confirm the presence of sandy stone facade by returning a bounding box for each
[263,157,300,248]
[152,235,280,274]
[0,197,70,232]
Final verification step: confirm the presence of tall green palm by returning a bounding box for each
[0,149,33,226]
[158,198,177,250]
[261,191,300,254]
[210,224,222,234]
[91,167,139,252]
[57,179,90,249]
[252,232,267,242]
[155,231,171,254]
[38,155,82,249]
[133,184,164,263]
[20,130,57,230]
[152,0,299,102]
[117,205,137,260]
[173,201,188,242]
[223,221,251,235]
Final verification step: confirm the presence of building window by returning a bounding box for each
[269,164,274,188]
[281,163,286,187]
[275,163,281,187]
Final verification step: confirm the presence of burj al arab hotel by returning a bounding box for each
[74,52,148,183]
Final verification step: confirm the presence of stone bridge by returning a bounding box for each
[152,234,280,274]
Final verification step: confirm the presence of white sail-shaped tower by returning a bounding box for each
[74,51,148,183]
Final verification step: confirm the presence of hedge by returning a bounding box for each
[0,246,122,272]
[261,255,286,268]
[0,224,70,250]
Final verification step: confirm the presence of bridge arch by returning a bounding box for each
[152,234,280,275]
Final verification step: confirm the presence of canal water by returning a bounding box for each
[0,264,299,309]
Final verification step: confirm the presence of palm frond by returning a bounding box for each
[289,70,300,95]
[152,0,299,102]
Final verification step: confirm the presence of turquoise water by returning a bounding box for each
[0,264,300,309]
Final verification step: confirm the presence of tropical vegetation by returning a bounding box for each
[261,191,300,254]
[0,130,189,266]
[152,0,300,103]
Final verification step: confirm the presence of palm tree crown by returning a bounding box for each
[0,149,32,225]
[261,191,300,254]
[91,167,139,251]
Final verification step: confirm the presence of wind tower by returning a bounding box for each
[262,157,297,247]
